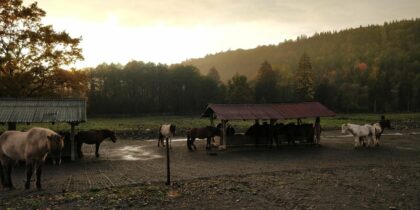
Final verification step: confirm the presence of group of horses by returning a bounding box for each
[245,122,316,146]
[0,117,391,190]
[0,128,116,190]
[341,120,392,148]
[157,124,221,151]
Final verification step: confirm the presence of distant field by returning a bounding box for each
[2,113,420,136]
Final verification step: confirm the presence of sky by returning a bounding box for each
[23,0,420,68]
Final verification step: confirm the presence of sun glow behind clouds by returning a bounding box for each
[31,0,420,68]
[43,15,290,68]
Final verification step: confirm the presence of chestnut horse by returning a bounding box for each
[75,129,117,158]
[0,127,64,190]
[187,126,221,151]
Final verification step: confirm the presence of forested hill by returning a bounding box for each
[183,19,420,82]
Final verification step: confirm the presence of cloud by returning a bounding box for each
[28,0,420,28]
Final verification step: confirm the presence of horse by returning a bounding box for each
[374,119,392,142]
[158,124,176,149]
[75,129,117,158]
[341,123,376,148]
[187,126,221,151]
[0,127,64,190]
[371,122,382,146]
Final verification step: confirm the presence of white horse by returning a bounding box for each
[158,124,176,149]
[0,127,64,189]
[341,123,376,148]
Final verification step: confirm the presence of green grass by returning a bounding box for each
[1,113,420,134]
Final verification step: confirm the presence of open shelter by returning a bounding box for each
[0,98,87,160]
[202,102,336,148]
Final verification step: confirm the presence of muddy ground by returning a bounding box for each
[0,129,419,209]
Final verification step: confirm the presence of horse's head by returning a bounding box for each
[47,134,65,165]
[169,124,176,136]
[105,129,117,143]
[373,123,382,134]
[341,123,348,134]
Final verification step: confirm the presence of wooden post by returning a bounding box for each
[270,119,276,147]
[165,137,171,185]
[220,120,227,150]
[210,113,214,126]
[7,122,16,130]
[70,123,76,161]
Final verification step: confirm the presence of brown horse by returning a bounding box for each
[187,126,221,151]
[75,129,117,158]
[0,127,64,190]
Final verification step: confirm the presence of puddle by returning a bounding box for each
[326,132,410,138]
[107,146,163,161]
[396,146,417,151]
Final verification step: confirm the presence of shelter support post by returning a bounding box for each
[270,119,276,147]
[220,120,227,150]
[70,122,77,161]
[210,113,215,126]
[7,122,16,131]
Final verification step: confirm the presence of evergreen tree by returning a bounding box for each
[254,61,278,103]
[295,53,315,101]
[226,74,253,103]
[207,67,221,83]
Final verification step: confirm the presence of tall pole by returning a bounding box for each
[70,123,76,161]
[165,137,171,185]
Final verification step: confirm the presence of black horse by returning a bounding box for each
[187,126,221,151]
[75,129,117,158]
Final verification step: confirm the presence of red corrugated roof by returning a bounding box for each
[202,102,336,120]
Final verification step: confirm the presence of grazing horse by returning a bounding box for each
[341,123,376,148]
[0,127,64,189]
[75,129,117,158]
[158,124,176,149]
[187,126,221,151]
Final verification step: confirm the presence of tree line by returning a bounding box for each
[1,0,419,114]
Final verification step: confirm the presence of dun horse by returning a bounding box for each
[75,129,117,158]
[0,127,64,190]
[158,124,176,149]
[187,126,221,151]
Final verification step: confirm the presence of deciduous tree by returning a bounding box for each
[0,0,83,97]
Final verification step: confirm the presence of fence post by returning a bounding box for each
[165,137,171,185]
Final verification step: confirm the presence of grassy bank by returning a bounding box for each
[1,113,420,138]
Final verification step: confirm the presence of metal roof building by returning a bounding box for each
[0,98,87,161]
[202,102,336,149]
[202,102,336,120]
[0,98,87,123]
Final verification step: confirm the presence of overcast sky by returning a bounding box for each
[23,0,420,68]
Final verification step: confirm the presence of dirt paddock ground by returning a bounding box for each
[1,129,419,209]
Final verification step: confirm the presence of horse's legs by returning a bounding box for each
[35,162,43,189]
[95,143,100,157]
[187,138,192,151]
[354,137,360,148]
[6,162,13,189]
[206,137,211,150]
[0,163,5,188]
[25,162,33,190]
[192,138,197,150]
